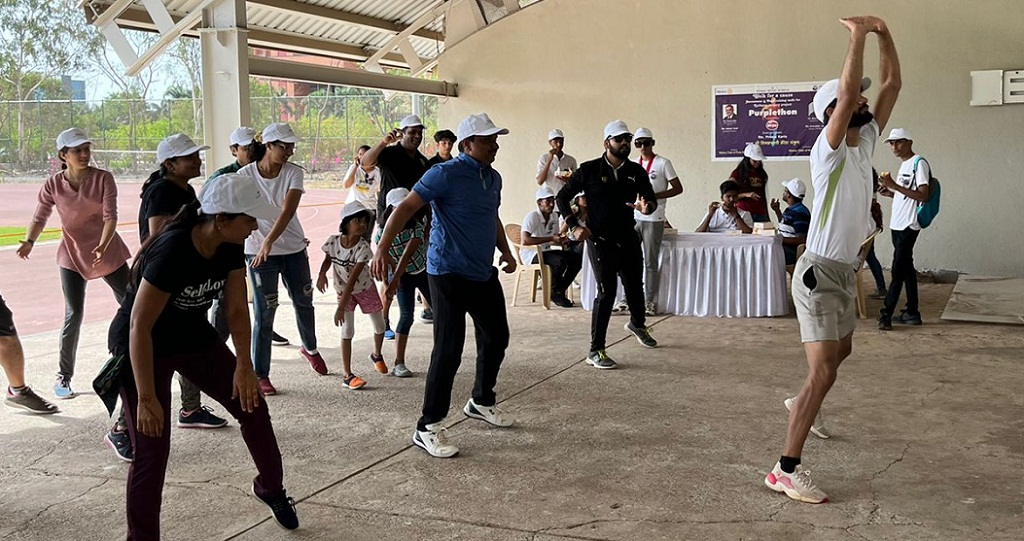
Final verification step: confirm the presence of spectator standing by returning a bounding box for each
[730,143,771,222]
[536,129,578,195]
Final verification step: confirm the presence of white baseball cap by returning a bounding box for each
[230,127,257,146]
[340,200,374,221]
[812,77,872,123]
[781,177,807,198]
[603,120,631,139]
[399,114,425,130]
[56,128,92,151]
[743,143,766,161]
[157,133,210,163]
[548,129,564,141]
[535,186,556,200]
[386,187,410,208]
[199,173,280,221]
[455,113,509,145]
[634,127,654,140]
[884,127,914,142]
[262,123,301,144]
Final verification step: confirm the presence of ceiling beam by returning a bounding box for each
[248,56,457,97]
[246,0,444,42]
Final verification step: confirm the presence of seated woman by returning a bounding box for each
[696,180,754,233]
[771,178,811,265]
[108,173,298,540]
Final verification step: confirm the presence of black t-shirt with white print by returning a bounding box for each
[108,228,245,357]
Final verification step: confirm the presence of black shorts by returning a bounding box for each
[0,292,17,337]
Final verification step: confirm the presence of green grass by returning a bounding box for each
[0,227,62,248]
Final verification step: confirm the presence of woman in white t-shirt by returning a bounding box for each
[342,145,379,210]
[240,123,323,395]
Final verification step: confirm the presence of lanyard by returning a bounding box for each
[640,155,655,175]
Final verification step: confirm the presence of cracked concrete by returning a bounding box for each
[2,278,1023,540]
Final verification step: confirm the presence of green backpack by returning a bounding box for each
[913,156,940,228]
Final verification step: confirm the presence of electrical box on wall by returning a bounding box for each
[971,70,1003,106]
[1003,70,1024,104]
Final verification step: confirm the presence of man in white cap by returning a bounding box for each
[361,114,431,340]
[770,178,811,265]
[536,128,578,195]
[556,120,659,370]
[876,128,930,330]
[371,113,516,459]
[629,127,682,316]
[520,186,581,308]
[764,15,901,505]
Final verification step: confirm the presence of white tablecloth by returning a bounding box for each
[580,233,789,317]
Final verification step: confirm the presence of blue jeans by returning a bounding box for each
[396,271,431,336]
[865,244,886,292]
[247,250,317,378]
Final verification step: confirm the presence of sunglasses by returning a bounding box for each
[633,139,654,147]
[609,134,633,144]
[271,142,296,151]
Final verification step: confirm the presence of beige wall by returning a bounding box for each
[436,0,1024,277]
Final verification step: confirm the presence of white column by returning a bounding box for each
[201,0,249,170]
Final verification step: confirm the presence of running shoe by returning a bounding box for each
[177,406,229,429]
[419,309,434,323]
[877,314,893,331]
[585,349,617,370]
[894,310,923,325]
[342,374,366,390]
[104,429,134,463]
[259,378,278,396]
[391,363,412,378]
[611,299,629,314]
[764,462,829,504]
[624,321,658,348]
[463,399,514,427]
[384,328,396,341]
[271,332,290,347]
[644,301,657,316]
[5,386,58,414]
[54,374,75,399]
[784,397,831,439]
[369,353,388,374]
[413,425,459,458]
[300,347,328,375]
[252,485,299,530]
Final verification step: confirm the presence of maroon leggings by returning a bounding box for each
[119,341,284,541]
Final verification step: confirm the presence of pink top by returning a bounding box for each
[31,168,132,280]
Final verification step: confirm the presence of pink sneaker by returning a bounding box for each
[301,348,328,375]
[258,378,278,396]
[764,462,829,504]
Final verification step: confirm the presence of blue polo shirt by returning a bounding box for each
[413,153,502,281]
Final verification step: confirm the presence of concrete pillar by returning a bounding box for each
[200,0,249,171]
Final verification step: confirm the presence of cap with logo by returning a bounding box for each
[535,186,556,200]
[603,120,631,140]
[385,187,410,208]
[548,129,564,141]
[262,123,301,144]
[230,127,257,147]
[400,114,425,130]
[634,127,654,140]
[157,133,210,163]
[56,128,93,151]
[455,113,510,145]
[781,178,807,198]
[884,127,913,142]
[199,173,280,221]
[340,200,374,221]
[812,77,872,123]
[743,143,766,162]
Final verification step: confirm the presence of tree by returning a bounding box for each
[168,38,202,134]
[0,0,103,164]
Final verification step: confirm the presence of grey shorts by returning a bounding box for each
[0,292,17,337]
[792,252,857,342]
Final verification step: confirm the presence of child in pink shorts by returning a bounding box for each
[316,202,388,389]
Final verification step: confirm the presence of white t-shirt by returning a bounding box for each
[321,235,374,294]
[240,162,307,256]
[698,207,754,233]
[520,208,559,263]
[536,152,578,195]
[889,154,930,231]
[805,120,879,265]
[343,163,380,210]
[634,154,679,222]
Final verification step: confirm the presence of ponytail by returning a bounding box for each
[58,147,69,170]
[247,141,267,163]
[129,200,213,283]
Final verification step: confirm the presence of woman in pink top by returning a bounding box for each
[16,128,132,399]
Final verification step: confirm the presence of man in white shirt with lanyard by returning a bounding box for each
[536,129,578,195]
[764,15,901,505]
[626,128,682,315]
[876,128,930,329]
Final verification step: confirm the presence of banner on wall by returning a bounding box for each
[712,81,824,161]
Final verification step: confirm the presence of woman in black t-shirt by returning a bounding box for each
[109,174,297,540]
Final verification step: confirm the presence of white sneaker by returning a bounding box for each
[463,399,514,427]
[784,397,831,439]
[413,425,459,458]
[611,299,629,314]
[644,301,657,316]
[764,462,829,504]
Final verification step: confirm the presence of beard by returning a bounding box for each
[610,145,631,160]
[848,110,874,128]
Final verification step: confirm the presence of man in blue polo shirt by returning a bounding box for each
[371,113,517,458]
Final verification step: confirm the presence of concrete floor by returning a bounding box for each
[1,277,1022,541]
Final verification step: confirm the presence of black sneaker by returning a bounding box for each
[104,428,134,463]
[551,292,574,308]
[624,321,657,348]
[177,406,229,429]
[877,314,893,331]
[894,311,923,325]
[271,332,290,347]
[253,485,299,530]
[5,386,59,414]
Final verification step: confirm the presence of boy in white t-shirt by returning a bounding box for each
[877,128,931,328]
[343,145,380,210]
[696,180,754,233]
[520,186,580,307]
[536,129,578,195]
[764,15,901,505]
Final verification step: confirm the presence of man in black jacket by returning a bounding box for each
[556,120,659,369]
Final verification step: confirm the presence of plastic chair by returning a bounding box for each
[504,223,551,309]
[855,238,875,319]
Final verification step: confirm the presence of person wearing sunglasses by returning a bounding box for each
[555,120,659,371]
